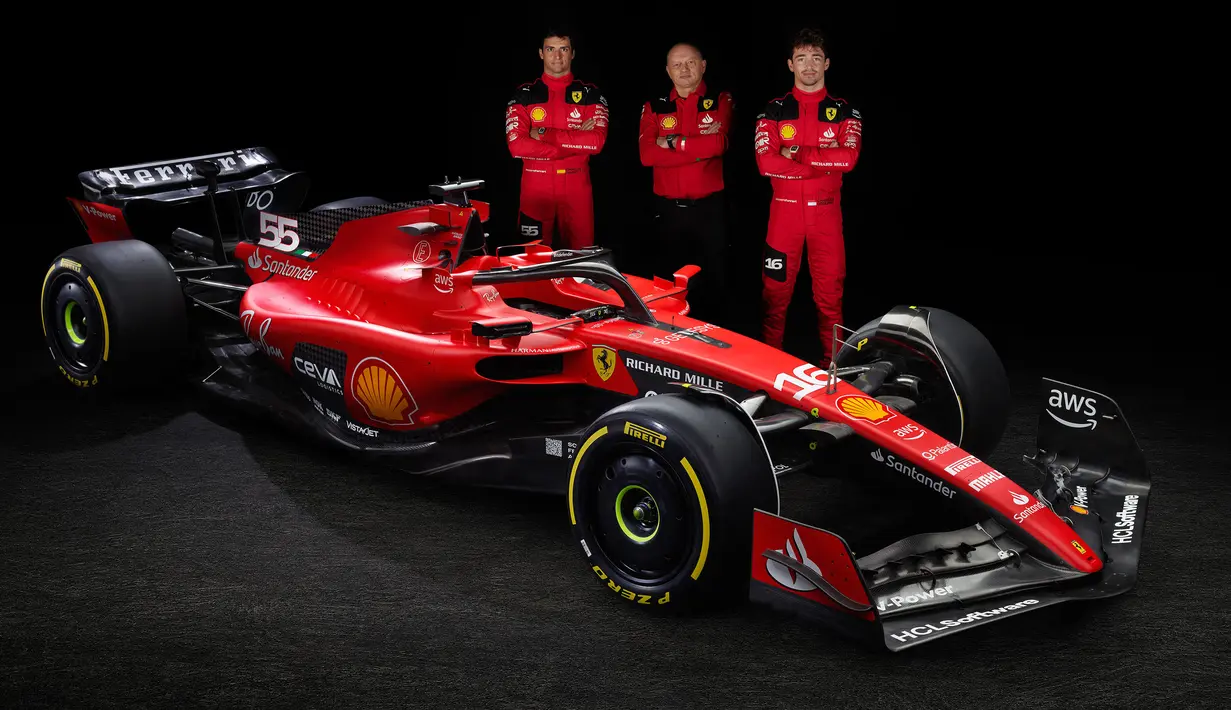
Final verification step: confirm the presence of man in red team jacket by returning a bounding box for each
[754,28,863,365]
[638,42,733,322]
[505,30,609,250]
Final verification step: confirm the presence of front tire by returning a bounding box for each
[835,306,1011,460]
[568,393,779,611]
[40,240,188,392]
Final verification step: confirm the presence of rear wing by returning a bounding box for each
[78,147,286,205]
[67,146,309,245]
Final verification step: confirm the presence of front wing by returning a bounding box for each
[749,377,1152,650]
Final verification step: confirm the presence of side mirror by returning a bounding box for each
[673,264,701,288]
[472,317,534,339]
[399,222,448,236]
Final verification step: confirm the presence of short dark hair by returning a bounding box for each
[790,28,829,58]
[541,28,573,47]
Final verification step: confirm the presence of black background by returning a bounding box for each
[11,8,1205,379]
[7,9,1225,707]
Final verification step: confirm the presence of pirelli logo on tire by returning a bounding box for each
[624,421,666,449]
[592,564,670,605]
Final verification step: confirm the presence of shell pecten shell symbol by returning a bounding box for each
[837,395,893,423]
[352,357,417,425]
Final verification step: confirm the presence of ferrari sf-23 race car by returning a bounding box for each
[42,146,1151,650]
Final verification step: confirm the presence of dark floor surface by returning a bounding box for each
[2,341,1227,708]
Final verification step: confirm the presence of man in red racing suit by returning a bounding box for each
[506,31,609,250]
[638,42,734,323]
[755,28,862,365]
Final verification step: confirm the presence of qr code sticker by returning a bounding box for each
[545,438,563,457]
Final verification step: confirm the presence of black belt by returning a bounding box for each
[656,193,719,207]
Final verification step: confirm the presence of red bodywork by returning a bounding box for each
[66,197,132,243]
[227,199,1100,576]
[750,510,876,621]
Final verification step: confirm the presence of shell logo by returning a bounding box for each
[351,356,419,426]
[1070,504,1089,515]
[835,394,896,425]
[779,123,797,140]
[530,107,547,122]
[660,115,677,130]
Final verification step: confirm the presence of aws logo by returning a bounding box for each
[1047,386,1100,430]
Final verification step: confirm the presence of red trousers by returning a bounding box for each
[761,194,846,364]
[517,167,594,250]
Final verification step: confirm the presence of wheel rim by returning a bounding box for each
[49,277,102,373]
[588,446,695,586]
[614,484,659,543]
[64,300,87,344]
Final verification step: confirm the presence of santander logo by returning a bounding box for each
[245,246,316,281]
[1011,490,1048,524]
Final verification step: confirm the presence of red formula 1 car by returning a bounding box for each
[41,147,1152,650]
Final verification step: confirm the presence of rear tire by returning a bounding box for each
[568,393,779,611]
[835,306,1010,460]
[40,240,188,392]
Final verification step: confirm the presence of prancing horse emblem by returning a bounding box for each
[592,346,616,381]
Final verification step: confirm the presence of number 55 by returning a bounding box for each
[258,211,300,252]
